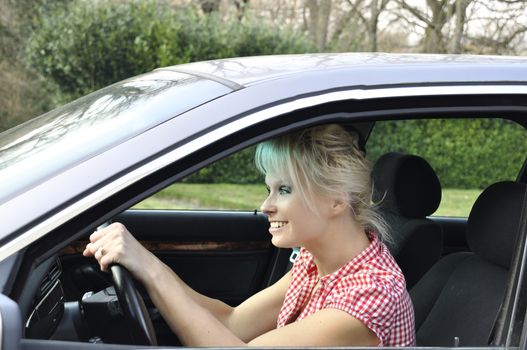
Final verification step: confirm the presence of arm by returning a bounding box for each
[144,257,291,345]
[83,222,290,345]
[84,223,378,346]
[249,308,379,346]
[140,259,377,347]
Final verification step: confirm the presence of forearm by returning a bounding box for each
[141,257,246,346]
[84,223,249,345]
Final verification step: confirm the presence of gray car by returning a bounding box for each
[1,53,527,350]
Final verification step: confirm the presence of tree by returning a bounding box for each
[305,0,333,51]
[393,0,467,53]
[27,0,314,101]
[343,0,391,51]
[465,0,527,54]
[0,0,70,131]
[392,0,526,54]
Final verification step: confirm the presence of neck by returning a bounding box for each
[304,213,370,277]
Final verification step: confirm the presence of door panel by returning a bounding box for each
[59,209,286,305]
[59,209,288,345]
[117,209,282,305]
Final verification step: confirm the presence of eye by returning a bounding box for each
[279,185,292,194]
[265,185,270,195]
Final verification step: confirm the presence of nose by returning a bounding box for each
[260,194,276,216]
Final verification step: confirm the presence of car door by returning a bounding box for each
[7,86,527,350]
[57,150,292,345]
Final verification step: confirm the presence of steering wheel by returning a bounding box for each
[110,264,158,346]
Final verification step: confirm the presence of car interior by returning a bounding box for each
[372,152,443,289]
[7,106,527,349]
[411,180,526,346]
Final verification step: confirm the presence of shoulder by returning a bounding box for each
[325,237,408,318]
[328,264,406,308]
[336,239,406,297]
[324,251,412,346]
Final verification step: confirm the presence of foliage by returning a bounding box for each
[0,0,73,132]
[0,62,54,131]
[26,0,314,102]
[367,118,527,189]
[185,119,527,190]
[184,147,264,184]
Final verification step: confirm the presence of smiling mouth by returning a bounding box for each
[270,221,288,229]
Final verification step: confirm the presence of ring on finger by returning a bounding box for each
[97,246,106,256]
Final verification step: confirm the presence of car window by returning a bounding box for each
[135,146,267,211]
[367,118,527,217]
[136,118,527,215]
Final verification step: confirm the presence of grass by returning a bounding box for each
[134,183,481,218]
[434,188,481,217]
[134,183,267,211]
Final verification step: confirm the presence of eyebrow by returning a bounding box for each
[264,179,279,188]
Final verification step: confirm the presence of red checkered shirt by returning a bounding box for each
[276,233,416,346]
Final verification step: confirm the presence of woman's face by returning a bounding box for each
[260,173,333,248]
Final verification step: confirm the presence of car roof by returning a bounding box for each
[160,53,527,87]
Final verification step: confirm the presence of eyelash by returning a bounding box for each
[266,185,292,195]
[279,185,292,194]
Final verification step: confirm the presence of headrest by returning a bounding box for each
[372,152,441,218]
[467,181,526,268]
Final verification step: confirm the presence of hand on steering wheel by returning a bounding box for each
[86,222,157,345]
[111,264,157,346]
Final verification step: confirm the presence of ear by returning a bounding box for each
[330,199,348,216]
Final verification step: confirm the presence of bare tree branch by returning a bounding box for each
[395,0,433,25]
[345,0,367,24]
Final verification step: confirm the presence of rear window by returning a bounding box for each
[367,118,527,217]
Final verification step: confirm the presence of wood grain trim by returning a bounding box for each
[61,240,271,255]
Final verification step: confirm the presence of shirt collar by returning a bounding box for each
[299,231,380,286]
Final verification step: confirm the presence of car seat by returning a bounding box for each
[372,152,443,289]
[410,181,527,346]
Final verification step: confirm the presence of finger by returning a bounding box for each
[93,246,101,260]
[100,253,118,272]
[83,242,97,257]
[82,247,92,257]
[100,254,110,269]
[99,261,108,272]
[89,229,106,243]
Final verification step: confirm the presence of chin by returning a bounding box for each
[271,236,296,249]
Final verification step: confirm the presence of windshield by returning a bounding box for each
[0,70,231,203]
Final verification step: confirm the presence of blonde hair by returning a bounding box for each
[255,124,390,242]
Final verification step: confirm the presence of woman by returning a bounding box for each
[83,124,415,347]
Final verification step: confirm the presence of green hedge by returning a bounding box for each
[184,147,263,184]
[27,0,313,102]
[367,118,527,189]
[187,119,527,190]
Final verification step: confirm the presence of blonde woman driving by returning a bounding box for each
[84,124,415,347]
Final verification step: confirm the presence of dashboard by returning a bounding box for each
[20,255,140,344]
[24,257,65,339]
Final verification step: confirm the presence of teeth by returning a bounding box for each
[270,221,288,228]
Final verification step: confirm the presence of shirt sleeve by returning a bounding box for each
[324,273,403,345]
